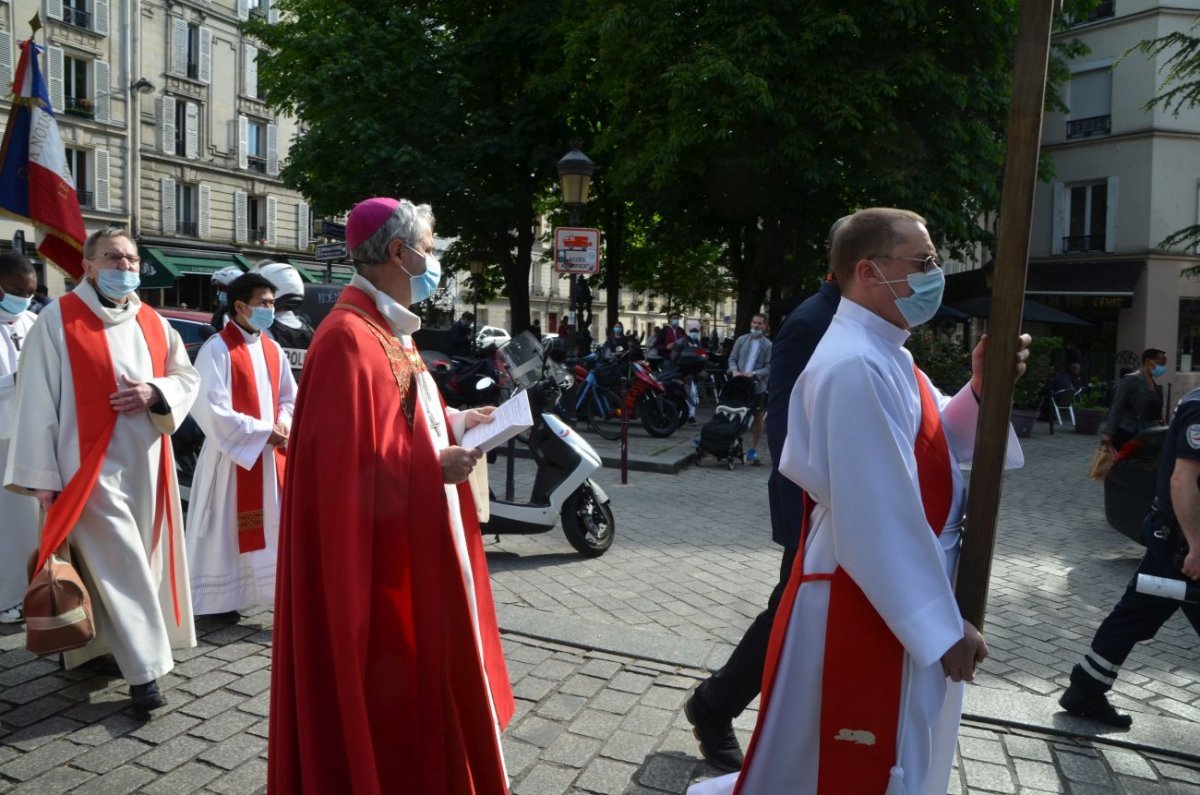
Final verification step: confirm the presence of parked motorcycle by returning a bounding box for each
[572,350,681,440]
[426,351,502,409]
[483,332,615,557]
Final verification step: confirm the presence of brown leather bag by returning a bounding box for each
[24,548,95,656]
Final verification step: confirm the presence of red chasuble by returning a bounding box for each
[268,286,514,795]
[217,322,284,553]
[737,365,953,794]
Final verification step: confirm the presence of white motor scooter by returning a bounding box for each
[482,332,615,556]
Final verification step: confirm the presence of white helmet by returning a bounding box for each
[211,265,243,288]
[254,261,304,302]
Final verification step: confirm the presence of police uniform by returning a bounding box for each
[1061,386,1200,727]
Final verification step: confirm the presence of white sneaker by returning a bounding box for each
[0,603,24,624]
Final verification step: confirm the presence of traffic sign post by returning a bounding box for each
[553,227,601,275]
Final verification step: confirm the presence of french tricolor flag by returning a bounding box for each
[0,39,86,279]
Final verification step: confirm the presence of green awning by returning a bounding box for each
[291,259,355,285]
[139,247,251,289]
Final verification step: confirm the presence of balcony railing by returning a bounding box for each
[61,6,92,29]
[76,189,93,208]
[247,155,267,173]
[1086,0,1114,22]
[1063,234,1106,253]
[187,63,199,80]
[1066,115,1110,139]
[63,96,95,119]
[178,221,199,237]
[253,227,267,243]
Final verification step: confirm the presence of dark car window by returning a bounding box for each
[167,318,207,346]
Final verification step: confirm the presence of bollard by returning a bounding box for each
[620,376,629,485]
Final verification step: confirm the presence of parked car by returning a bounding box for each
[158,307,215,362]
[1103,427,1166,544]
[476,325,511,350]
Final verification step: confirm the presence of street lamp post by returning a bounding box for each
[557,142,595,356]
[468,253,485,355]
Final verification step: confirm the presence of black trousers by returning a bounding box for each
[1071,514,1200,695]
[695,546,797,720]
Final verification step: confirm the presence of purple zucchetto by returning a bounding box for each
[345,197,401,251]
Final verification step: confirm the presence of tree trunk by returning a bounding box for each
[605,204,624,333]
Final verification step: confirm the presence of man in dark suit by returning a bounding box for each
[685,217,848,771]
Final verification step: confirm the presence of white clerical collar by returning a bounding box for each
[77,279,139,325]
[349,274,420,337]
[838,298,911,347]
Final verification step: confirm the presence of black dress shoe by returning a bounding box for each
[202,611,242,624]
[82,655,122,677]
[1059,684,1132,728]
[130,680,168,711]
[685,691,744,772]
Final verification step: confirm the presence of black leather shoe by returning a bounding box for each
[685,691,744,772]
[1059,684,1132,728]
[82,655,122,677]
[130,680,167,711]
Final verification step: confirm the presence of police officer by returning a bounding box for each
[1059,386,1200,727]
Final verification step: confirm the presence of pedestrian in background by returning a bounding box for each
[1101,348,1167,451]
[269,197,513,794]
[186,273,295,621]
[4,228,199,712]
[0,251,41,624]
[654,311,686,360]
[725,313,772,463]
[1061,384,1200,728]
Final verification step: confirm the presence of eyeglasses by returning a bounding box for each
[875,254,939,273]
[96,251,141,266]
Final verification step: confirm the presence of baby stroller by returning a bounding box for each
[694,376,756,470]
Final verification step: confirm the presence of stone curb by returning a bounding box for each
[497,603,1200,765]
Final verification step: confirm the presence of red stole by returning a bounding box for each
[40,292,180,623]
[219,321,285,553]
[737,365,953,795]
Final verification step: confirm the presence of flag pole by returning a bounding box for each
[954,0,1058,630]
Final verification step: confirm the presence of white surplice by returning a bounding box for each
[3,282,200,684]
[0,308,40,609]
[348,275,509,782]
[185,323,296,614]
[692,299,1023,795]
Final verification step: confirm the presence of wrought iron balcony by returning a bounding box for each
[61,6,92,29]
[178,221,199,237]
[1066,115,1110,139]
[1062,234,1106,253]
[247,155,267,173]
[76,189,93,208]
[63,96,95,119]
[1086,0,1114,21]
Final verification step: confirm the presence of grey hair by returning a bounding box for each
[83,228,135,259]
[350,200,435,269]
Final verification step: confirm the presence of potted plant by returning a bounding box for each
[1073,377,1108,434]
[1009,335,1062,438]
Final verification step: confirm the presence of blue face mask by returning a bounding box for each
[217,291,228,307]
[0,293,32,315]
[402,248,442,304]
[248,306,275,332]
[1150,363,1167,379]
[670,318,680,328]
[750,328,764,338]
[874,263,945,328]
[96,269,141,300]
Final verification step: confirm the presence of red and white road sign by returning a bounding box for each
[553,227,601,274]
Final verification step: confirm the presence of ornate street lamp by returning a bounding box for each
[468,252,485,354]
[557,142,595,355]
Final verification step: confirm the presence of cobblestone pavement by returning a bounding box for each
[0,422,1196,793]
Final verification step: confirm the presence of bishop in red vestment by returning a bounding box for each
[269,198,514,794]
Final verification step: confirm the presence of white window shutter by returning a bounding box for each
[266,196,277,246]
[171,19,187,76]
[94,149,110,211]
[93,61,110,122]
[185,101,199,159]
[0,34,12,92]
[199,27,212,83]
[297,202,309,249]
[243,44,258,98]
[44,0,63,23]
[47,47,64,116]
[93,0,109,35]
[234,190,248,243]
[266,122,278,176]
[161,177,177,234]
[237,115,248,169]
[237,0,249,20]
[160,95,176,154]
[198,183,211,239]
[268,0,279,24]
[1050,181,1064,255]
[1105,176,1118,253]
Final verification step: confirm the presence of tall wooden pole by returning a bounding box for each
[955,0,1057,629]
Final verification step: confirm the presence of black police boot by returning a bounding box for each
[130,680,168,712]
[1059,682,1132,728]
[684,690,744,772]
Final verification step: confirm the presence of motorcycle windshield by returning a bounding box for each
[498,331,545,391]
